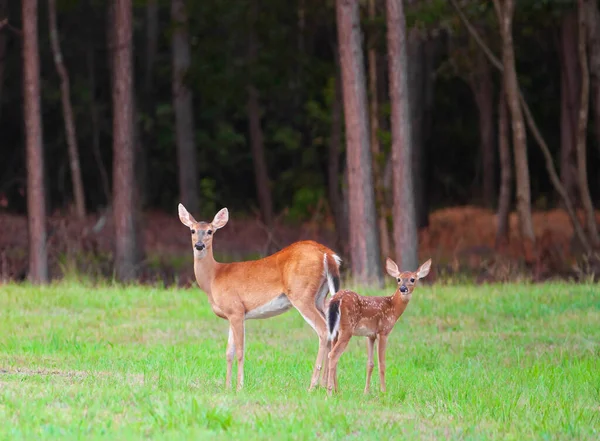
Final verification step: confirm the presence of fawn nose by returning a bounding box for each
[195,243,205,251]
[400,285,408,293]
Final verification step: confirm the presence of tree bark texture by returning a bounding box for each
[112,0,138,281]
[386,0,418,272]
[583,0,600,154]
[248,0,274,228]
[48,0,86,219]
[23,0,48,283]
[494,0,536,260]
[336,0,383,286]
[367,0,390,262]
[469,49,496,206]
[496,86,512,248]
[172,0,199,214]
[576,0,599,247]
[559,11,580,207]
[328,65,349,255]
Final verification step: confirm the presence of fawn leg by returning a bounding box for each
[378,334,388,393]
[326,333,351,396]
[290,297,329,391]
[225,325,235,389]
[320,339,331,387]
[364,336,376,394]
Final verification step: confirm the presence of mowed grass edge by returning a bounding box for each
[0,281,599,440]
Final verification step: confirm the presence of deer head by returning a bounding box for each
[178,204,229,259]
[385,258,431,299]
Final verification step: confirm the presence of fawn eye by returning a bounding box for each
[410,278,415,283]
[397,278,401,282]
[191,229,195,234]
[207,230,213,235]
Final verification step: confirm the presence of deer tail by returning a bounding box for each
[327,298,341,341]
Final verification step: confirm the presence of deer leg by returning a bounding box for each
[378,334,388,393]
[228,314,246,391]
[364,336,376,394]
[225,325,235,389]
[326,333,351,396]
[319,339,331,387]
[290,298,329,391]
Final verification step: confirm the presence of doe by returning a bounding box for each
[325,257,431,395]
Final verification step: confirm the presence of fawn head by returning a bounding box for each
[385,258,432,298]
[178,204,229,259]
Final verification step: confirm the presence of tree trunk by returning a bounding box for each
[328,64,348,255]
[559,11,580,207]
[583,0,600,154]
[494,0,536,261]
[48,0,86,219]
[112,0,138,281]
[386,0,418,272]
[576,0,599,247]
[23,0,48,283]
[496,86,512,248]
[367,0,390,262]
[171,0,199,214]
[248,0,274,228]
[336,0,383,286]
[469,49,496,207]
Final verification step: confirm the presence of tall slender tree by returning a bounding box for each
[493,0,536,260]
[336,0,383,286]
[386,0,418,271]
[583,0,600,153]
[48,0,86,219]
[23,0,48,283]
[496,85,512,248]
[172,0,199,214]
[112,0,138,281]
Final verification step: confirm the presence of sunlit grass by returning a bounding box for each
[0,281,598,440]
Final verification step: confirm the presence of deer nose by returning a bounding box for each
[400,285,408,293]
[195,243,205,251]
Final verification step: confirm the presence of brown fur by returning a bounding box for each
[178,204,341,391]
[326,257,431,395]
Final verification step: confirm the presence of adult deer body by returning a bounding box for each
[326,258,431,395]
[178,204,341,391]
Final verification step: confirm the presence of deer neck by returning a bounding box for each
[391,289,411,319]
[193,247,219,299]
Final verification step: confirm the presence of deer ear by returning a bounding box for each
[211,208,229,230]
[417,259,432,279]
[385,258,400,278]
[178,203,197,228]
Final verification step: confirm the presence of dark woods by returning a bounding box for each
[1,0,600,284]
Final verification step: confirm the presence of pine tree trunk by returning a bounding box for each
[172,0,199,214]
[48,0,86,219]
[583,0,600,154]
[386,0,418,271]
[576,0,599,247]
[367,0,390,262]
[559,11,580,207]
[470,50,496,207]
[112,0,138,281]
[494,0,536,261]
[336,0,383,286]
[247,0,274,229]
[23,0,48,283]
[496,86,512,248]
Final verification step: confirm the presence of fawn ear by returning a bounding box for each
[385,258,400,278]
[178,203,197,228]
[417,259,432,279]
[211,208,229,230]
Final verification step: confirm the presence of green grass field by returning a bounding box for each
[0,281,598,440]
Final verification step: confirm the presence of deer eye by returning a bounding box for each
[207,230,213,235]
[410,278,415,283]
[191,229,195,234]
[397,278,401,282]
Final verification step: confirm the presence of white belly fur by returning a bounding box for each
[245,294,293,319]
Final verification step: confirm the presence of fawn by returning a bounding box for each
[325,257,431,395]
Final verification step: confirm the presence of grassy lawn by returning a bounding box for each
[0,281,598,440]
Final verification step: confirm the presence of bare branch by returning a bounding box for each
[0,18,23,37]
[449,0,592,253]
